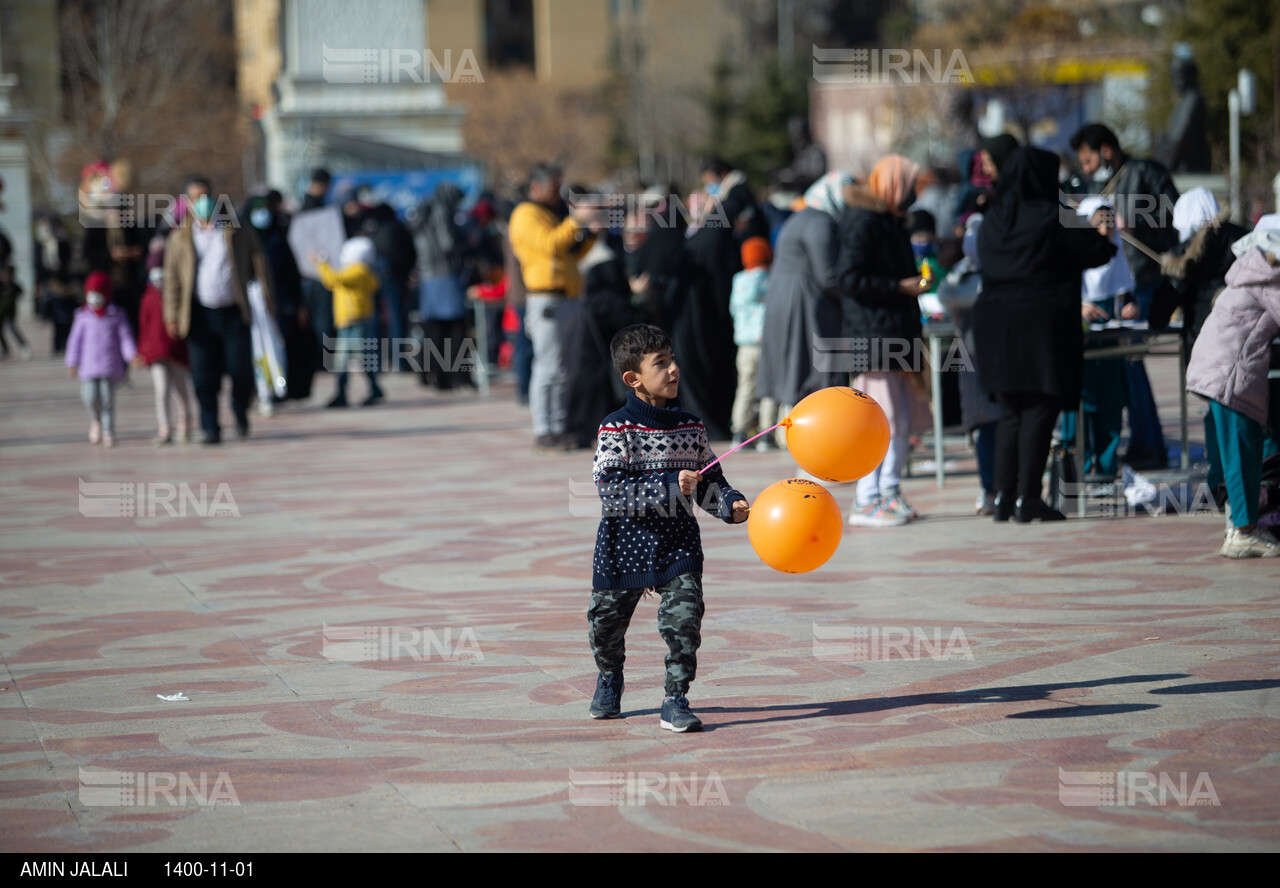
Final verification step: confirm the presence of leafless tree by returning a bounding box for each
[57,0,245,199]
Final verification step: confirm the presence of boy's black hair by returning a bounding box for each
[1069,123,1120,154]
[906,209,937,236]
[610,324,672,379]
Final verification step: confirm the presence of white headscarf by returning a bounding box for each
[1231,215,1280,258]
[1172,187,1220,243]
[803,171,854,220]
[1077,197,1134,303]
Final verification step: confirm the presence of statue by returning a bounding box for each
[784,115,827,188]
[1158,57,1211,173]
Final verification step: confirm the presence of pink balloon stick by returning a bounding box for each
[701,422,784,474]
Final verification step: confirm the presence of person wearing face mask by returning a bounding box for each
[836,155,930,527]
[163,175,276,444]
[134,252,192,445]
[1070,123,1178,470]
[65,271,138,447]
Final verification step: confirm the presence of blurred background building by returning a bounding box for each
[0,0,1274,294]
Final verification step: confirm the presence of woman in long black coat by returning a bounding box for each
[568,234,645,447]
[974,146,1115,521]
[660,194,740,441]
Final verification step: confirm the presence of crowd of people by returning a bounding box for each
[13,119,1280,557]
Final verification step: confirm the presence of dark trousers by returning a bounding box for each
[421,317,469,390]
[187,302,253,440]
[302,277,334,374]
[513,304,533,401]
[994,393,1061,502]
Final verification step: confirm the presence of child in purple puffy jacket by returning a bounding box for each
[66,271,137,447]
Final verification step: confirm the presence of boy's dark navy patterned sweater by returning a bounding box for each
[592,392,745,590]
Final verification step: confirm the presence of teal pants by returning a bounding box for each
[1061,357,1126,478]
[1205,401,1264,528]
[1204,378,1280,507]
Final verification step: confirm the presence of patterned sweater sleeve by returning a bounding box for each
[593,425,682,517]
[696,439,746,523]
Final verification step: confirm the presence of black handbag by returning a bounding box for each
[1047,442,1078,512]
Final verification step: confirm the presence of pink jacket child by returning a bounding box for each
[66,271,137,447]
[1186,236,1280,426]
[1185,227,1280,556]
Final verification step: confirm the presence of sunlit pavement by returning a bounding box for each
[2,331,1277,852]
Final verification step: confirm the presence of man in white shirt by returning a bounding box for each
[163,176,275,444]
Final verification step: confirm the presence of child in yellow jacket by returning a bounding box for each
[315,237,384,407]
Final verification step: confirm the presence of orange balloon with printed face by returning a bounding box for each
[784,386,891,483]
[748,479,844,573]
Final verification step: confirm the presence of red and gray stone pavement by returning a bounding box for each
[2,335,1277,853]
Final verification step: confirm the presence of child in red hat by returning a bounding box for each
[66,271,137,446]
[729,237,774,446]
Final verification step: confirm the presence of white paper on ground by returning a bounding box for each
[156,692,190,702]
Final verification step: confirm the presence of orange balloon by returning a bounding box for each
[748,479,844,573]
[785,386,890,483]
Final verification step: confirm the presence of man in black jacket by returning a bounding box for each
[1070,123,1180,319]
[1071,123,1179,469]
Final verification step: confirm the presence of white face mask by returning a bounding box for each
[1092,165,1114,183]
[86,292,105,309]
[148,268,163,287]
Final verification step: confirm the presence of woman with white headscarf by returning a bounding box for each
[755,170,852,450]
[1152,186,1248,343]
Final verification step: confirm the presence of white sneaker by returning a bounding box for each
[1219,526,1280,559]
[881,493,918,522]
[848,500,909,527]
[974,491,995,516]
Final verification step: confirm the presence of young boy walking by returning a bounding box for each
[588,324,750,732]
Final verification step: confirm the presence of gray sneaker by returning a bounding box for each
[1219,526,1280,558]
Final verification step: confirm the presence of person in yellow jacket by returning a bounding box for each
[508,163,597,451]
[313,237,384,408]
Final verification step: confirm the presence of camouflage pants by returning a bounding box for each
[588,573,704,697]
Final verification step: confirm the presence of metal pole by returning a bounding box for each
[930,332,944,488]
[778,0,794,63]
[1229,88,1241,224]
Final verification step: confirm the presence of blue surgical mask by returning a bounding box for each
[704,183,720,197]
[912,242,932,259]
[194,194,213,220]
[250,207,272,229]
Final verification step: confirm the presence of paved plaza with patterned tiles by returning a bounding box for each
[2,333,1277,853]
